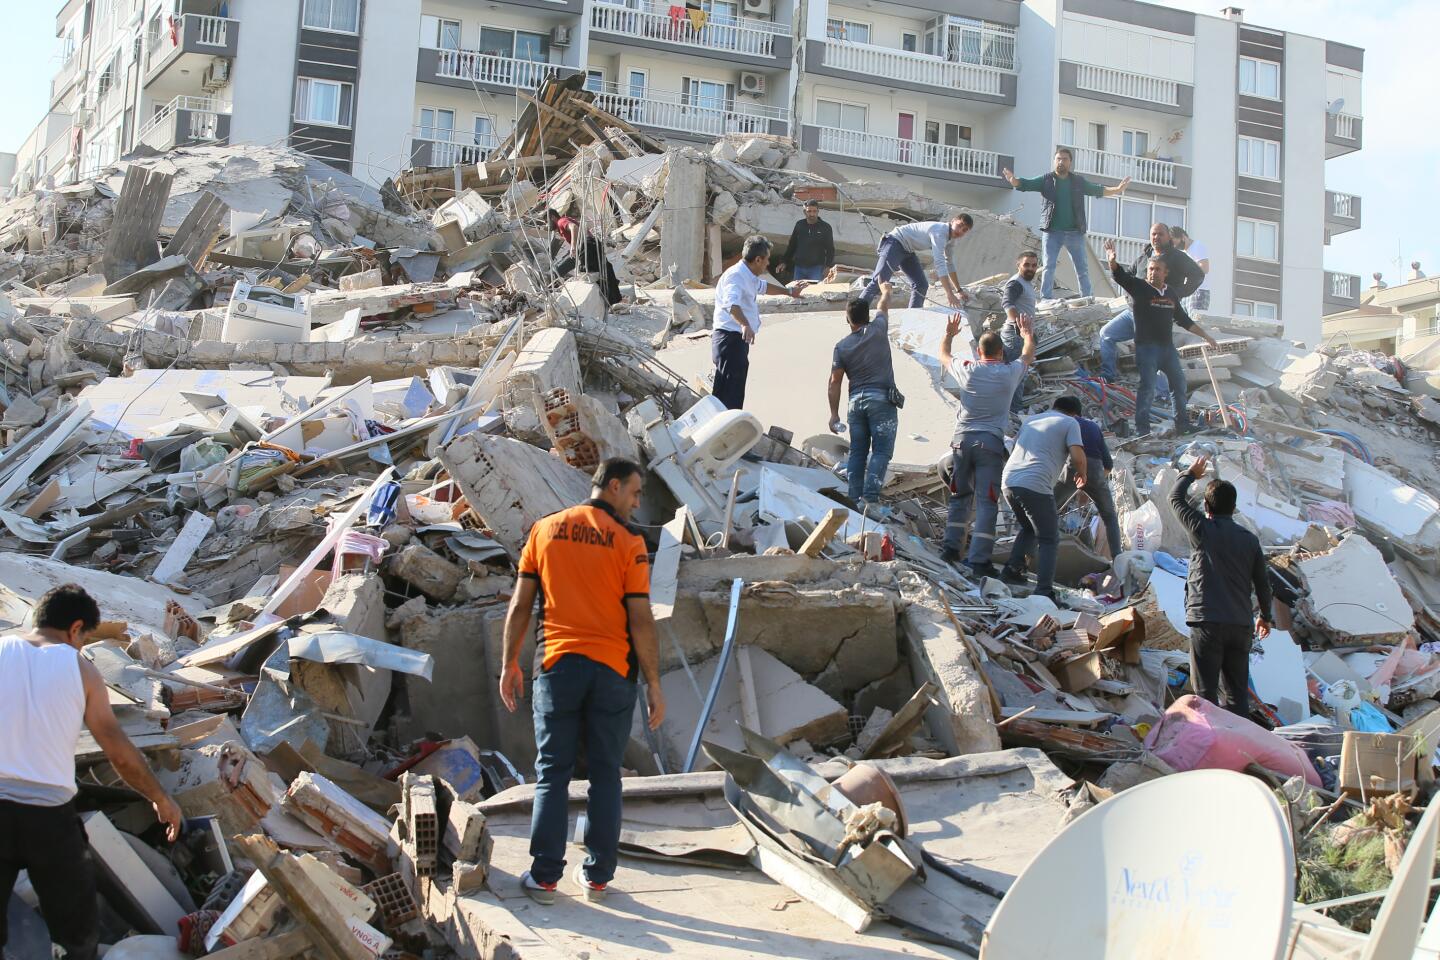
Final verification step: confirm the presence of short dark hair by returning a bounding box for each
[1052,395,1083,416]
[846,298,870,326]
[742,235,771,262]
[1205,480,1237,516]
[802,199,820,210]
[952,213,974,229]
[1054,147,1074,160]
[1170,225,1189,242]
[34,584,100,634]
[592,458,644,492]
[1017,251,1038,264]
[1147,255,1169,273]
[977,331,1004,359]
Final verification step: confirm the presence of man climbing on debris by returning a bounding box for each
[776,199,835,283]
[998,396,1088,599]
[859,214,973,309]
[1054,408,1122,559]
[828,282,899,512]
[998,250,1042,413]
[500,458,665,905]
[1104,239,1219,437]
[0,584,182,960]
[939,305,1036,578]
[711,235,812,410]
[549,209,623,307]
[1170,455,1274,717]
[1098,223,1207,384]
[1003,148,1130,299]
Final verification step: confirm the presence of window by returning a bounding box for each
[1235,299,1278,320]
[815,99,867,132]
[1239,56,1280,99]
[826,19,871,43]
[96,52,119,97]
[901,32,918,53]
[514,31,548,62]
[418,108,455,140]
[61,29,76,65]
[303,0,360,33]
[584,70,604,93]
[1059,117,1075,147]
[473,115,495,146]
[924,121,939,144]
[478,28,512,57]
[627,69,647,99]
[1237,136,1280,180]
[1236,218,1279,261]
[1120,198,1153,240]
[295,77,354,126]
[1121,129,1149,157]
[1088,197,1186,240]
[437,19,461,51]
[683,78,732,112]
[1089,196,1118,236]
[1088,122,1106,152]
[1155,203,1186,230]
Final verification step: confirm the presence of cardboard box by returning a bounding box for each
[1052,651,1102,694]
[1338,731,1421,796]
[1093,607,1146,665]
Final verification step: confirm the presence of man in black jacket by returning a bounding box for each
[1171,455,1274,717]
[1004,148,1130,299]
[776,200,835,283]
[1099,222,1205,382]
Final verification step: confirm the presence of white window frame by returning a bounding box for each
[302,0,360,35]
[418,107,456,139]
[1120,128,1149,158]
[1239,56,1280,100]
[901,31,918,52]
[437,18,462,51]
[473,114,496,147]
[1087,121,1106,152]
[1059,117,1076,148]
[1234,299,1278,320]
[826,18,872,43]
[626,68,648,100]
[294,77,354,128]
[1237,135,1280,180]
[815,97,867,133]
[1236,217,1279,262]
[1088,196,1186,241]
[584,69,604,93]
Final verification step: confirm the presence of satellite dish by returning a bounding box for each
[981,770,1294,959]
[1327,98,1346,115]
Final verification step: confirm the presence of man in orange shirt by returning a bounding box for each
[500,458,665,904]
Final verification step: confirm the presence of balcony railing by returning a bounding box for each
[1331,192,1357,219]
[1331,272,1354,299]
[820,39,1005,97]
[432,49,562,90]
[409,128,501,168]
[1063,144,1187,191]
[815,127,1001,179]
[147,14,237,71]
[591,1,786,58]
[1073,62,1180,107]
[136,96,231,152]
[1088,234,1147,269]
[1334,113,1359,140]
[589,81,788,138]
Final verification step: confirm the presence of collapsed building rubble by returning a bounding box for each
[4,75,1440,958]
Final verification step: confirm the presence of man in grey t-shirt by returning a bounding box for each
[828,284,898,506]
[999,396,1088,598]
[938,312,1034,577]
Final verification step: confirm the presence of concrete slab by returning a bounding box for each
[901,599,1002,756]
[1296,534,1414,645]
[0,555,210,638]
[439,433,594,554]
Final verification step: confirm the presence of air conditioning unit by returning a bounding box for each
[739,72,766,96]
[202,57,231,91]
[744,0,774,16]
[550,25,571,47]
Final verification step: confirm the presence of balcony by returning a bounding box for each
[50,55,82,106]
[1325,190,1361,237]
[417,48,577,93]
[590,83,788,140]
[1060,61,1193,116]
[1324,270,1361,312]
[144,14,238,91]
[1063,145,1192,198]
[807,39,1015,106]
[1325,112,1363,158]
[1087,234,1147,270]
[590,1,791,67]
[135,96,232,153]
[800,126,1011,189]
[407,129,500,169]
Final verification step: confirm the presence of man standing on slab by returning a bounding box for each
[1004,148,1130,299]
[0,584,182,960]
[828,282,899,512]
[776,199,835,283]
[998,396,1088,599]
[1170,455,1274,717]
[859,215,973,309]
[711,235,811,410]
[501,459,666,905]
[1098,222,1206,383]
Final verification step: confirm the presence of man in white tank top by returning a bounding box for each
[0,584,181,960]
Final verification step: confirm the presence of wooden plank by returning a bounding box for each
[232,834,371,960]
[860,682,940,760]
[799,508,849,558]
[162,190,230,270]
[204,929,313,960]
[999,707,1111,726]
[83,811,187,934]
[151,511,216,585]
[101,167,174,283]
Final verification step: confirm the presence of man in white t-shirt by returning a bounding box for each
[1172,226,1211,313]
[711,235,811,409]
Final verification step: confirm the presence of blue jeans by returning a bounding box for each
[1003,485,1061,596]
[529,654,638,886]
[1041,229,1092,299]
[1098,310,1173,398]
[846,389,898,502]
[792,263,827,282]
[945,431,1007,566]
[861,237,928,307]
[1135,343,1190,436]
[1000,321,1026,413]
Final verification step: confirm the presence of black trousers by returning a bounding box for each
[711,329,750,410]
[1189,622,1253,718]
[556,238,623,306]
[0,799,98,960]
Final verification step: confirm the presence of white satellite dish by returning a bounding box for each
[981,770,1294,960]
[1327,97,1346,115]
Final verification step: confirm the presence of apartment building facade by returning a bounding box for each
[15,0,1363,345]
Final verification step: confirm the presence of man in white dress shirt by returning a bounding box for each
[711,235,811,409]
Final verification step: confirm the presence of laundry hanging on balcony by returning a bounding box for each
[685,3,709,31]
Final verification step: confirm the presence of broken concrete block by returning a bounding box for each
[281,771,393,874]
[661,152,705,282]
[400,773,439,877]
[158,740,275,838]
[438,432,593,554]
[541,388,640,471]
[444,801,490,862]
[553,280,606,324]
[83,811,188,936]
[389,542,464,602]
[502,327,582,418]
[452,858,489,895]
[649,645,848,772]
[339,268,383,292]
[1296,534,1414,645]
[901,602,1002,756]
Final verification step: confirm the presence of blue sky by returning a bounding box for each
[0,1,1427,286]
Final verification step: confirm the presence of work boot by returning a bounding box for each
[521,871,557,906]
[999,566,1028,586]
[572,863,607,902]
[940,548,963,565]
[966,562,999,580]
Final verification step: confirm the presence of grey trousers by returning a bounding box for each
[944,431,1007,566]
[1055,469,1123,557]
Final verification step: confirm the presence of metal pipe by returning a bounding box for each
[683,577,743,773]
